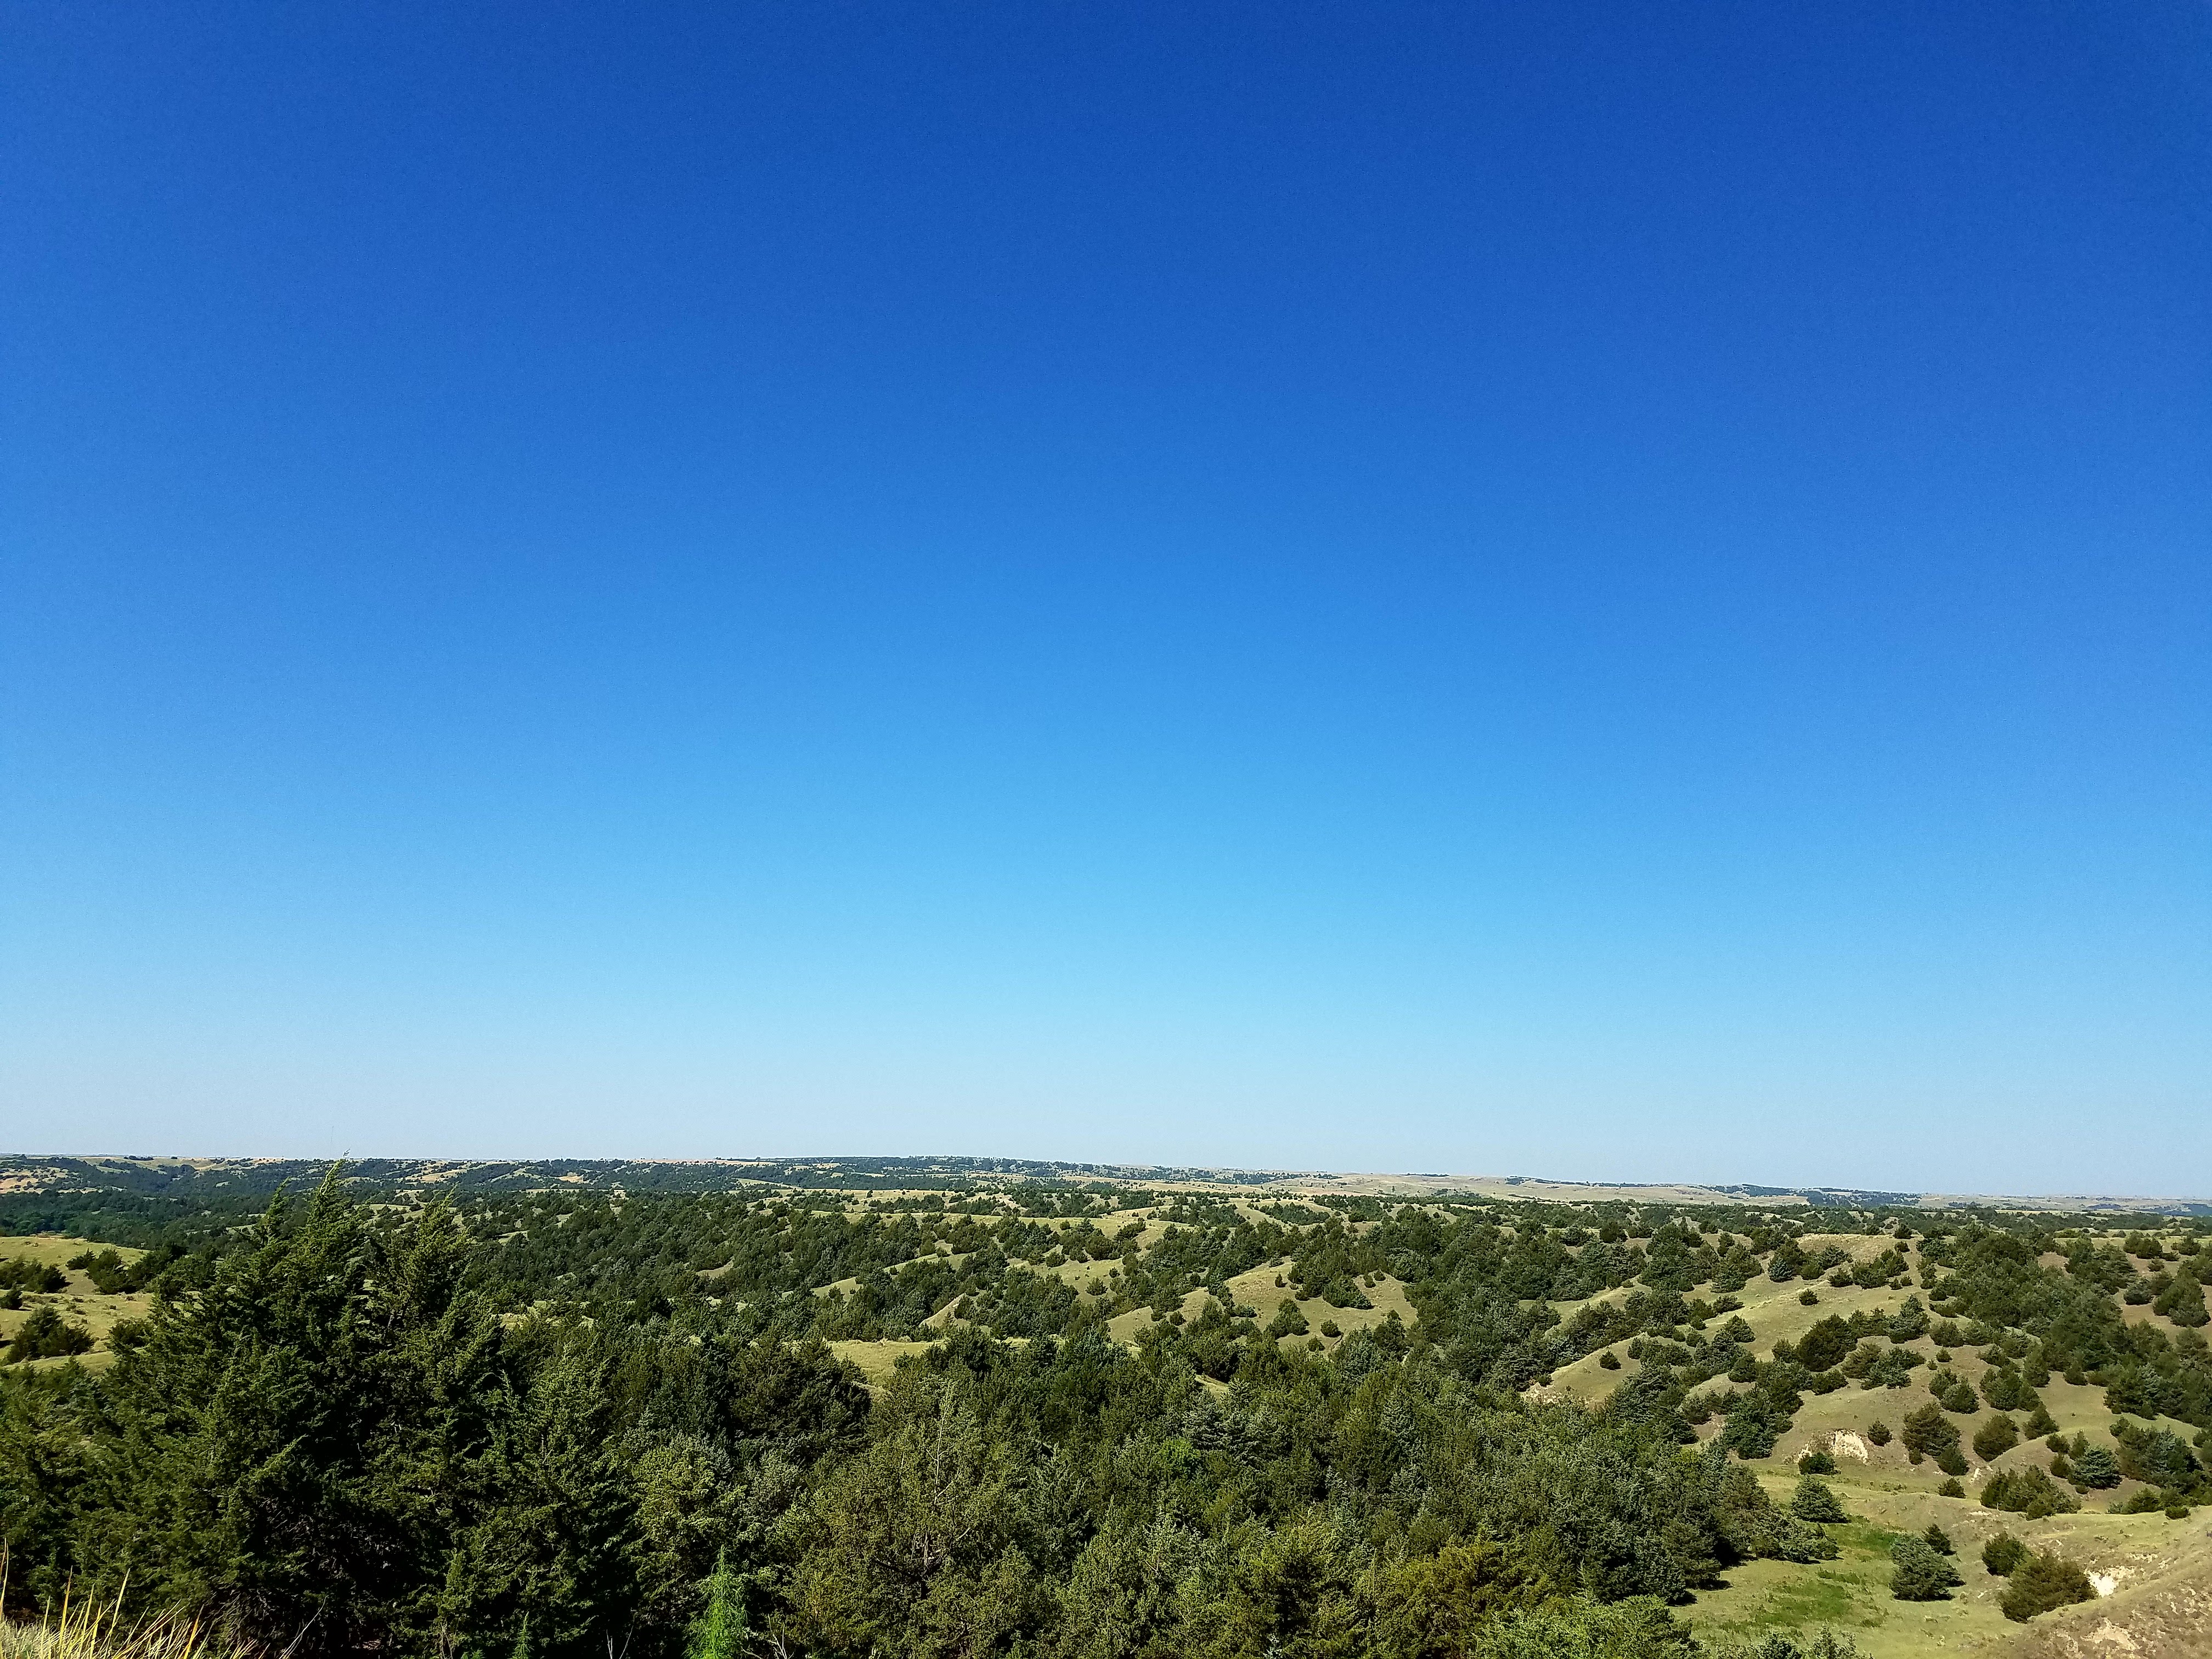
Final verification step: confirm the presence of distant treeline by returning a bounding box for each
[0,1154,1322,1199]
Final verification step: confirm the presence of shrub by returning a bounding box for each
[1889,1537,1962,1600]
[2,1305,96,1362]
[1982,1531,2027,1576]
[1798,1448,1837,1475]
[1980,1466,2079,1518]
[1718,1388,1795,1460]
[1790,1477,1846,1522]
[689,1551,748,1659]
[1701,1633,1865,1659]
[1866,1421,1892,1446]
[1598,1350,1621,1370]
[0,1257,67,1294]
[1450,1594,1700,1656]
[1797,1317,1853,1374]
[1972,1414,2019,1463]
[1901,1402,1960,1465]
[1797,1289,1818,1305]
[1887,1297,1929,1341]
[2070,1444,2120,1488]
[1938,1477,1965,1497]
[2113,1487,2182,1515]
[1921,1523,1954,1555]
[2116,1426,2202,1491]
[1999,1553,2094,1622]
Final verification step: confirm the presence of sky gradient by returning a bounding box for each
[4,2,2208,1190]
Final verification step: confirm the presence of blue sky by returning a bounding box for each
[4,2,2207,1190]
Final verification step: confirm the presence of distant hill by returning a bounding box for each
[2,1152,2204,1214]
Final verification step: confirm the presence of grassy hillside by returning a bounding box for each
[0,1234,152,1370]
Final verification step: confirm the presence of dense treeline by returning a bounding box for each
[13,1178,2209,1435]
[4,1172,2207,1655]
[0,1155,1318,1201]
[0,1178,1890,1658]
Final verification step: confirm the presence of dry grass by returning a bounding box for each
[826,1338,940,1387]
[1102,1268,1418,1351]
[0,1576,230,1659]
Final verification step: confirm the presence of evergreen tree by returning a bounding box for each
[686,1551,748,1659]
[76,1172,470,1647]
[1,1307,94,1362]
[1979,1465,2079,1518]
[1796,1318,1852,1374]
[1980,1531,2026,1576]
[0,1365,96,1605]
[1789,1477,1846,1523]
[1900,1402,1961,1469]
[1999,1553,2094,1622]
[1971,1413,2018,1462]
[2070,1444,2121,1488]
[2152,1268,2207,1327]
[1888,1537,1961,1601]
[784,1370,1040,1656]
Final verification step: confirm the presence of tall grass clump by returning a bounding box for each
[0,1577,225,1659]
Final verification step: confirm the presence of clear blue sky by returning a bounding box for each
[4,3,2207,1192]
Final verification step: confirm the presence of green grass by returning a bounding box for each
[1681,1469,2212,1658]
[0,1233,153,1371]
[1755,1566,1875,1628]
